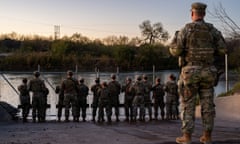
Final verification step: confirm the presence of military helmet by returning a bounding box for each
[111,74,116,79]
[135,75,142,81]
[142,74,148,80]
[102,81,108,87]
[156,77,161,83]
[169,74,176,80]
[33,71,40,77]
[67,70,73,76]
[79,77,84,83]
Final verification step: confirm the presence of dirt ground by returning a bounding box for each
[0,94,239,144]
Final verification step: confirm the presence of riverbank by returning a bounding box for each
[0,94,239,144]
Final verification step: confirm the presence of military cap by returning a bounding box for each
[67,70,73,76]
[191,2,207,12]
[33,71,40,77]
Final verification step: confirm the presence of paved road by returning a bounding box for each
[0,118,239,144]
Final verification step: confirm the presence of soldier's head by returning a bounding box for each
[111,74,116,80]
[22,78,28,83]
[33,71,40,77]
[142,74,148,80]
[135,75,142,81]
[102,81,108,88]
[191,2,206,21]
[95,77,100,84]
[169,74,175,80]
[67,70,73,77]
[156,77,161,83]
[79,78,84,83]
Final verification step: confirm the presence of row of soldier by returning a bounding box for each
[17,70,179,123]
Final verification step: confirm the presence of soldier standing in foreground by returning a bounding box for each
[60,70,79,122]
[169,2,227,144]
[18,78,30,122]
[90,78,101,122]
[152,77,165,120]
[28,71,47,123]
[77,78,89,122]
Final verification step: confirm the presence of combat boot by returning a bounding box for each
[200,131,212,144]
[176,133,192,144]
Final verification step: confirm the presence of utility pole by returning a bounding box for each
[54,25,60,40]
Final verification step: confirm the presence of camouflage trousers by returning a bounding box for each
[132,95,145,121]
[179,65,217,134]
[32,93,46,122]
[98,99,111,122]
[166,96,178,119]
[143,96,152,120]
[64,93,78,119]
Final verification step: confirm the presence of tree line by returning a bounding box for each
[0,33,177,72]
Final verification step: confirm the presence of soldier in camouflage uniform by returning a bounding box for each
[76,78,89,122]
[97,82,112,123]
[122,77,134,122]
[152,77,165,120]
[142,75,153,121]
[60,70,79,122]
[18,78,30,122]
[90,78,101,122]
[108,74,121,122]
[164,74,178,120]
[55,85,64,122]
[28,71,47,123]
[169,2,227,144]
[132,75,145,122]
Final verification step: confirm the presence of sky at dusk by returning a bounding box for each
[0,0,239,40]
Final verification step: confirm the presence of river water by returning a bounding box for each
[0,70,237,120]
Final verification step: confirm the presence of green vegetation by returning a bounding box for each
[0,32,178,72]
[218,82,240,97]
[218,68,240,97]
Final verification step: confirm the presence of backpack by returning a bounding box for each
[185,22,215,63]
